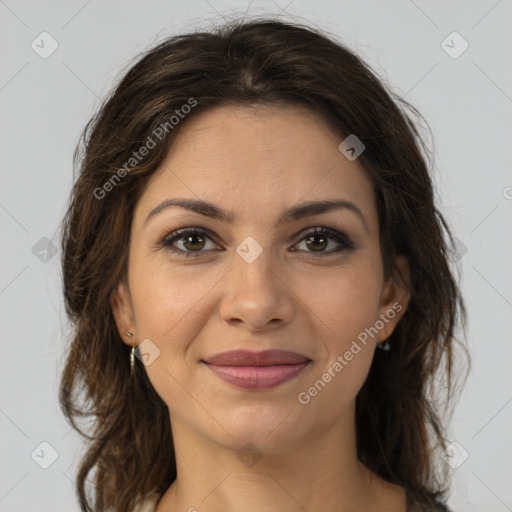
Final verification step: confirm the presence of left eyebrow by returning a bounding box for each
[145,197,369,233]
[278,199,369,232]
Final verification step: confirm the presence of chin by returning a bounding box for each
[212,405,309,453]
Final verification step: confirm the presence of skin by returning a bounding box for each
[111,104,411,512]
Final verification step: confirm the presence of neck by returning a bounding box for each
[155,403,407,512]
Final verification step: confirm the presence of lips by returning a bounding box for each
[203,349,310,366]
[201,349,311,390]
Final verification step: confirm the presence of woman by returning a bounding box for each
[59,18,467,512]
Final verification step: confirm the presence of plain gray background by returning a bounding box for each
[1,1,511,511]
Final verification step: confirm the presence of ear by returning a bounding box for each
[375,255,411,344]
[110,278,137,348]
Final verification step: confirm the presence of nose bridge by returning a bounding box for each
[219,235,293,328]
[232,235,281,292]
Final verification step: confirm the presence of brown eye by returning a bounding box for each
[293,227,353,257]
[305,233,328,252]
[161,226,353,259]
[162,228,218,257]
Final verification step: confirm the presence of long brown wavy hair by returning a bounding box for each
[59,17,468,512]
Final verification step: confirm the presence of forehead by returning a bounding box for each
[134,104,377,228]
[166,103,345,170]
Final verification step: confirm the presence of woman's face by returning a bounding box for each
[112,104,409,452]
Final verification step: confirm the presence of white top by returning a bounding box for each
[133,496,158,512]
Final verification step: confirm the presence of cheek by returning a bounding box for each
[128,262,222,406]
[299,345,374,421]
[312,265,383,344]
[303,266,382,399]
[298,280,380,413]
[130,279,204,413]
[129,257,220,345]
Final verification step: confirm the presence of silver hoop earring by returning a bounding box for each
[126,332,135,375]
[130,346,136,376]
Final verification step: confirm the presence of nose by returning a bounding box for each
[219,247,294,331]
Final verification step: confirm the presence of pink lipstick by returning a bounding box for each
[202,349,311,390]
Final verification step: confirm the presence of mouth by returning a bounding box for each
[201,349,311,390]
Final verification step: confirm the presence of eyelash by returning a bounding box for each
[160,226,354,258]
